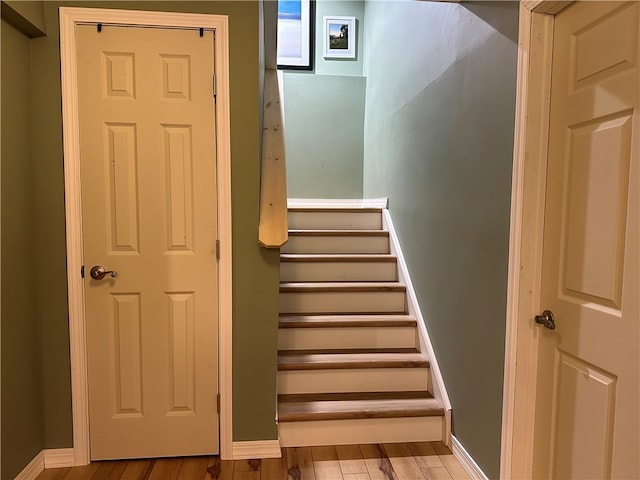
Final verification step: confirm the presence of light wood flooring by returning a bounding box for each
[35,442,471,480]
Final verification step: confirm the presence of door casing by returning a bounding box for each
[500,2,574,478]
[60,7,233,465]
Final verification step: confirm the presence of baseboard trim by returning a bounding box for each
[287,198,389,209]
[231,440,282,460]
[14,451,44,480]
[382,209,452,445]
[44,448,76,468]
[451,435,489,480]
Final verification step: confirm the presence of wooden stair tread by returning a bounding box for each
[280,254,397,262]
[279,391,433,402]
[280,282,405,293]
[279,348,420,355]
[278,397,444,422]
[288,229,388,237]
[279,314,417,328]
[278,351,430,370]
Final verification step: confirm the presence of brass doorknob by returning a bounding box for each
[89,265,118,280]
[535,310,556,330]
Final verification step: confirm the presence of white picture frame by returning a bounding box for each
[323,15,356,59]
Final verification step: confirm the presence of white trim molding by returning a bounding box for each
[14,451,44,480]
[59,7,233,464]
[231,440,282,460]
[451,436,489,480]
[382,209,453,445]
[43,448,75,468]
[287,198,389,209]
[500,2,571,479]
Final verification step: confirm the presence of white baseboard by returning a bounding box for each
[14,451,44,480]
[44,448,75,468]
[382,209,452,442]
[287,198,388,209]
[231,440,281,460]
[451,435,489,480]
[14,448,77,480]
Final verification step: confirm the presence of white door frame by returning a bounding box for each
[59,7,233,465]
[500,1,573,478]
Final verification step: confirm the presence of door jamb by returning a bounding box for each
[59,7,233,465]
[500,2,574,478]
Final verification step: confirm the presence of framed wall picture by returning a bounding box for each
[323,15,356,59]
[277,0,314,70]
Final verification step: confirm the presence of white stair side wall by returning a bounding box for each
[281,261,398,282]
[279,416,442,448]
[278,367,429,394]
[383,209,453,445]
[278,325,418,350]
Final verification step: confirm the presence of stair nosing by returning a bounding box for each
[279,282,406,293]
[279,314,417,328]
[278,391,434,402]
[278,351,430,370]
[288,229,389,236]
[280,254,397,263]
[278,397,444,422]
[288,207,383,213]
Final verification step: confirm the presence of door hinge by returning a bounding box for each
[216,239,220,260]
[81,265,85,278]
[217,393,220,414]
[213,74,217,101]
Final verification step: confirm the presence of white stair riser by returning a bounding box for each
[281,261,398,282]
[278,326,418,350]
[279,416,443,447]
[289,211,382,230]
[279,291,406,315]
[278,367,429,394]
[282,236,390,254]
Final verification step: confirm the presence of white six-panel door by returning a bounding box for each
[534,2,639,478]
[76,24,219,459]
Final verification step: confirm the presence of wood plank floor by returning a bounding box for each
[35,442,471,480]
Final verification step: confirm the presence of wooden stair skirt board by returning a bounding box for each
[277,202,445,447]
[283,230,390,254]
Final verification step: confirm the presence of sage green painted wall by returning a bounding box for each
[362,2,518,478]
[1,18,45,480]
[14,0,278,452]
[283,0,365,199]
[1,1,46,36]
[284,73,365,198]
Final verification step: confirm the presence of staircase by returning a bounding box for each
[277,204,446,447]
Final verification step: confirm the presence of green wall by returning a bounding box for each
[284,74,365,198]
[283,0,365,199]
[1,2,279,473]
[362,2,518,478]
[1,17,45,480]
